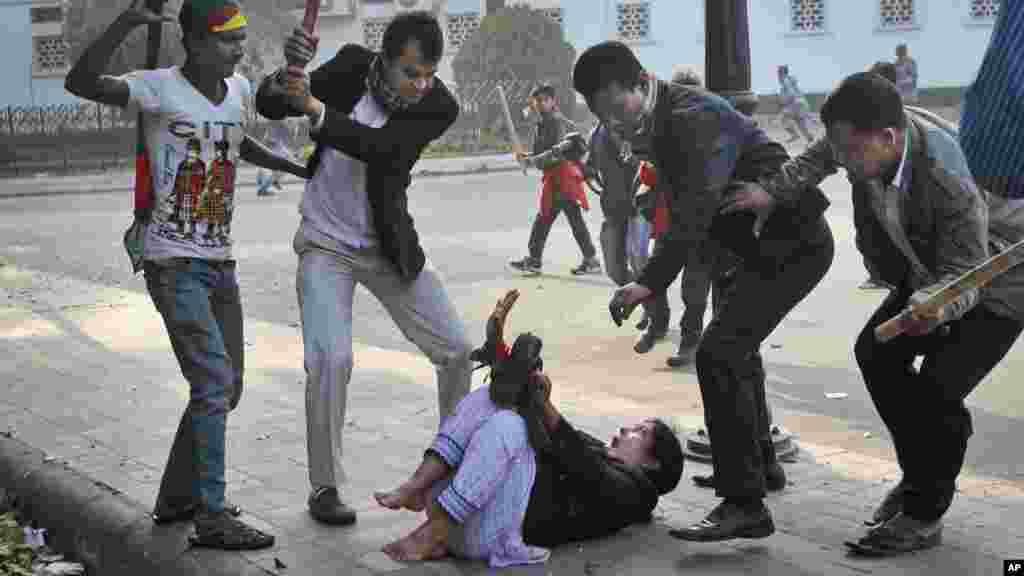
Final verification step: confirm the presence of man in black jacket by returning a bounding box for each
[255,11,473,526]
[573,42,834,542]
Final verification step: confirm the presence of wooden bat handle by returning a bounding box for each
[874,240,1024,342]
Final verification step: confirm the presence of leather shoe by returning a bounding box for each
[308,487,357,526]
[692,462,787,492]
[669,500,775,542]
[846,512,942,556]
[865,481,909,526]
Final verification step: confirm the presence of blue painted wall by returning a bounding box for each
[0,0,82,107]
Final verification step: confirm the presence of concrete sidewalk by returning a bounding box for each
[0,153,523,199]
[1,259,1022,576]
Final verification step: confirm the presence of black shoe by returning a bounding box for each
[669,500,775,542]
[191,510,275,550]
[634,324,667,354]
[152,501,242,525]
[571,257,602,275]
[509,256,542,275]
[692,463,787,492]
[308,487,358,526]
[667,328,702,368]
[865,481,909,527]
[846,512,942,556]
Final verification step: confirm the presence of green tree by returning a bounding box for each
[451,5,577,137]
[63,0,297,85]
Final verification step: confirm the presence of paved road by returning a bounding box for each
[3,162,1024,481]
[3,157,1024,574]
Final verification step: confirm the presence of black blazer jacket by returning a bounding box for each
[255,44,459,282]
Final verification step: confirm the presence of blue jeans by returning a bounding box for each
[144,258,243,514]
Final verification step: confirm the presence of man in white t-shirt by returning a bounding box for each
[65,0,276,550]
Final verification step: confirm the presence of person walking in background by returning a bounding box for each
[894,44,919,104]
[777,65,816,146]
[256,118,294,196]
[509,84,601,276]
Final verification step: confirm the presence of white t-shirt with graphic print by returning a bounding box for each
[120,66,250,261]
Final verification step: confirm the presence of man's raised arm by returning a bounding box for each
[64,1,172,107]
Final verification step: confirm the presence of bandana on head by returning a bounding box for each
[189,0,248,33]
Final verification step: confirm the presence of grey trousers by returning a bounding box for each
[294,228,473,490]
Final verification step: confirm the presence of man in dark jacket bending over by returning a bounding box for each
[574,41,835,542]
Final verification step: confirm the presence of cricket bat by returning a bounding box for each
[496,85,528,174]
[875,238,1024,342]
[287,0,320,78]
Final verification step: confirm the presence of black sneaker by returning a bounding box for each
[509,256,542,274]
[191,510,275,550]
[571,257,602,275]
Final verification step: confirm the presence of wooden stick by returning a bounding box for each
[875,238,1024,342]
[496,85,528,174]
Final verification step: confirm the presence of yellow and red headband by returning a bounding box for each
[189,0,248,33]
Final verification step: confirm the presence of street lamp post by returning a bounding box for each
[704,0,758,115]
[681,0,797,464]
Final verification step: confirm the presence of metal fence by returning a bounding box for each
[0,84,583,176]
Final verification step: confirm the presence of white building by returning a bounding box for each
[0,0,1002,107]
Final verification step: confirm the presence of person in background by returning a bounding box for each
[893,44,919,105]
[777,65,816,146]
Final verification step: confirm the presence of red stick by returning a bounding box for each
[287,0,320,78]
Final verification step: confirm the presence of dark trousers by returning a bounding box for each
[696,215,834,500]
[528,193,597,261]
[855,291,1022,522]
[144,258,244,514]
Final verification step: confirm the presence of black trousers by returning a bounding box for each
[528,193,597,261]
[697,214,835,500]
[855,291,1022,522]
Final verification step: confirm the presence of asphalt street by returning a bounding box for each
[3,166,1024,485]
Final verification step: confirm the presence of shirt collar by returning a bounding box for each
[891,127,911,192]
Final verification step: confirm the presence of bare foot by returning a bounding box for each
[374,484,426,512]
[382,521,446,562]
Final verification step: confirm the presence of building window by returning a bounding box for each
[968,0,1000,21]
[363,18,389,52]
[30,6,62,23]
[878,0,917,29]
[617,2,651,43]
[538,8,563,27]
[789,0,825,34]
[446,12,480,54]
[33,35,68,76]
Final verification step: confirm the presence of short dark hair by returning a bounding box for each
[820,71,906,132]
[646,419,684,495]
[573,41,645,108]
[530,83,556,100]
[868,61,899,85]
[381,10,444,64]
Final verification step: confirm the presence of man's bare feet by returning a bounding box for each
[382,519,448,562]
[374,485,427,512]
